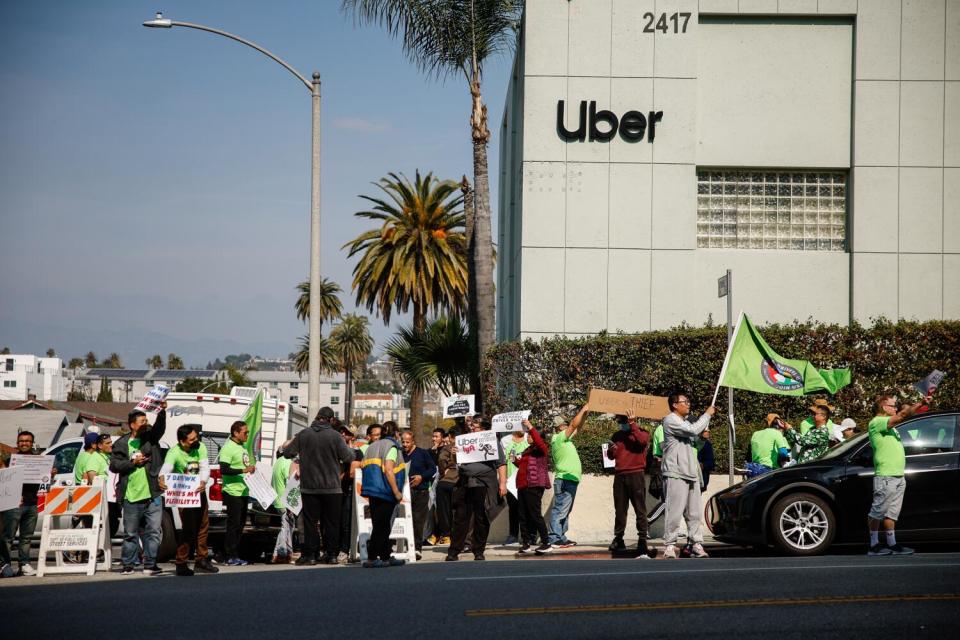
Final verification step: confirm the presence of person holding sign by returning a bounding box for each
[547,405,589,549]
[661,394,715,560]
[360,421,407,568]
[160,424,217,576]
[606,411,652,558]
[219,420,256,567]
[515,419,552,555]
[111,407,167,576]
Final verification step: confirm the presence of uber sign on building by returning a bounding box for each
[496,0,960,342]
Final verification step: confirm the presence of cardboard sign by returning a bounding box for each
[136,384,171,413]
[916,370,946,396]
[9,454,55,484]
[244,462,278,510]
[443,394,476,418]
[0,466,25,511]
[587,388,670,420]
[492,410,531,432]
[282,475,302,516]
[600,443,616,469]
[455,430,500,464]
[163,473,202,508]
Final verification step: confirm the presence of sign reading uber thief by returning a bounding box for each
[443,394,476,418]
[587,388,670,420]
[557,100,663,142]
[455,430,500,464]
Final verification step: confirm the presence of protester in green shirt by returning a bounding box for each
[651,424,664,457]
[359,423,381,456]
[749,414,791,474]
[219,420,256,566]
[271,447,297,563]
[785,403,833,464]
[547,404,588,548]
[73,433,99,484]
[866,391,930,557]
[80,436,111,483]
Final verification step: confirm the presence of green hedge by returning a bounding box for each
[483,319,960,474]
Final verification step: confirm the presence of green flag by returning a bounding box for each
[718,313,851,396]
[242,389,264,461]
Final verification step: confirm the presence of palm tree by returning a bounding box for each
[330,314,374,425]
[292,335,340,378]
[341,1,516,406]
[104,353,123,368]
[294,277,344,329]
[166,353,184,370]
[146,354,163,369]
[84,351,98,368]
[386,316,473,397]
[342,170,467,431]
[67,357,84,369]
[46,348,56,358]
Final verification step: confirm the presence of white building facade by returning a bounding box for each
[0,355,66,401]
[498,0,960,341]
[245,370,347,417]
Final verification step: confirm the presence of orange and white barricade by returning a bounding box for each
[37,478,111,576]
[350,470,417,563]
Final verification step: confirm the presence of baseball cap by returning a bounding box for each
[552,415,567,428]
[83,432,100,447]
[766,413,782,427]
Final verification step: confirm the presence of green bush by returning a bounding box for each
[484,319,960,475]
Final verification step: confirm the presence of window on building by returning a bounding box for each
[289,395,299,404]
[331,383,340,390]
[3,380,16,388]
[696,170,846,251]
[5,359,13,372]
[331,396,340,404]
[290,382,299,389]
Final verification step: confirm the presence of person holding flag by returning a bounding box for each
[219,420,256,566]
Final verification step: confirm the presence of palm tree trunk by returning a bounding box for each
[469,73,495,413]
[460,177,482,400]
[409,303,426,435]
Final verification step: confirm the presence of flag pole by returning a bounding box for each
[711,310,744,406]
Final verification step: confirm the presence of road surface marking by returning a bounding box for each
[465,593,960,617]
[447,561,960,582]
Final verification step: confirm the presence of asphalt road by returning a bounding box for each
[5,552,959,639]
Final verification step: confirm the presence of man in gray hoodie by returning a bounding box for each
[661,393,715,559]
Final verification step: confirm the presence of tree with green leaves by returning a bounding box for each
[103,353,123,369]
[166,353,184,370]
[84,351,98,368]
[343,170,468,431]
[96,377,113,402]
[293,335,340,378]
[330,314,375,425]
[0,347,9,355]
[342,0,520,410]
[146,354,163,369]
[67,357,84,369]
[294,277,344,329]
[46,348,56,358]
[387,316,473,398]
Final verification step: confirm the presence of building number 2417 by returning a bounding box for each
[643,12,691,34]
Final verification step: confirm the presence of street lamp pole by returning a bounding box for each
[143,13,324,421]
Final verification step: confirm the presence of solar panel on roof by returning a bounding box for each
[85,368,149,379]
[152,369,217,379]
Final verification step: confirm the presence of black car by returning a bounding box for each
[707,411,960,555]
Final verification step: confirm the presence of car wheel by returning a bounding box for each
[769,492,835,556]
[158,510,177,562]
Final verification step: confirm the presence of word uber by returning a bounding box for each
[557,100,663,143]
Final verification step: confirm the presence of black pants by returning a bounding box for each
[411,489,430,551]
[435,482,455,537]
[518,487,548,545]
[613,471,648,539]
[506,491,528,540]
[450,485,490,556]
[108,501,121,539]
[368,497,396,562]
[222,494,248,558]
[302,493,341,559]
[339,488,353,554]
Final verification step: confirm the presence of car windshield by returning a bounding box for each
[820,431,869,459]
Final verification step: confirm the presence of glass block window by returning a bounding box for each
[696,170,847,250]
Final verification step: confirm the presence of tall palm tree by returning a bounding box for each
[341,0,518,407]
[386,316,473,398]
[84,351,98,368]
[104,353,123,369]
[166,353,184,370]
[294,277,344,329]
[330,314,375,425]
[145,354,163,369]
[293,335,340,378]
[343,170,467,431]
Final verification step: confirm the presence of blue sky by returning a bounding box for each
[0,0,512,367]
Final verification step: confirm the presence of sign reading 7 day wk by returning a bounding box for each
[587,388,670,420]
[455,430,500,464]
[163,473,202,509]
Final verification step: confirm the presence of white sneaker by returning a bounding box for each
[662,545,678,559]
[690,543,709,558]
[19,563,37,576]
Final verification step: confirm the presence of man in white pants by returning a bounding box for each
[661,393,715,559]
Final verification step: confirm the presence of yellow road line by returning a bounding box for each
[465,593,960,617]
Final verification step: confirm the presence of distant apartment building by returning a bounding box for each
[72,368,219,402]
[245,370,347,417]
[353,393,410,429]
[0,354,66,401]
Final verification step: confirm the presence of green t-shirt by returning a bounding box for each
[869,416,905,477]
[73,450,90,484]
[125,438,151,502]
[219,439,250,497]
[798,418,814,435]
[502,435,527,478]
[272,456,292,509]
[164,442,207,475]
[551,430,582,482]
[360,443,370,456]
[81,451,109,480]
[750,428,789,469]
[652,425,664,457]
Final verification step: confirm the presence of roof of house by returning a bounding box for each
[78,368,217,381]
[0,410,74,450]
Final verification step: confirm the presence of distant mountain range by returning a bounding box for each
[0,317,294,369]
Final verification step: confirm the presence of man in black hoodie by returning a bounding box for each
[283,406,353,565]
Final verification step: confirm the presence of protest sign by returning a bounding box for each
[136,384,171,413]
[282,475,302,516]
[443,394,475,418]
[163,473,202,508]
[9,454,55,484]
[587,388,670,420]
[0,466,25,511]
[600,443,616,469]
[244,462,278,510]
[916,370,946,396]
[492,410,531,432]
[506,471,518,498]
[455,430,500,464]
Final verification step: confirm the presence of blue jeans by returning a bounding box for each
[3,505,38,566]
[547,478,579,544]
[121,496,163,568]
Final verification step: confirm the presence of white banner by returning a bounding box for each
[443,394,475,418]
[600,443,616,469]
[281,475,302,515]
[0,466,25,511]
[163,473,202,508]
[455,430,500,464]
[244,462,278,510]
[9,454,55,484]
[492,410,531,432]
[136,384,171,413]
